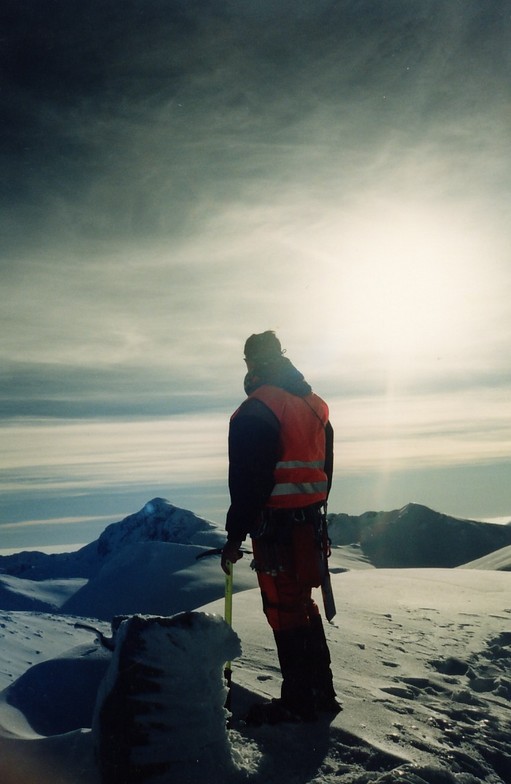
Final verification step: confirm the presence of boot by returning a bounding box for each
[307,615,342,714]
[274,626,317,721]
[244,627,317,726]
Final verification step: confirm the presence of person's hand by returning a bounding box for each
[221,540,243,574]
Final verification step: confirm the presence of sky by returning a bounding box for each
[1,0,511,550]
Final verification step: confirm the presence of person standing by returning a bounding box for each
[221,331,340,724]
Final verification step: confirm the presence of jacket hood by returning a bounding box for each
[244,356,312,397]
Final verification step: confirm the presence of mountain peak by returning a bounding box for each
[328,504,511,567]
[96,499,222,557]
[141,498,173,515]
[0,500,224,582]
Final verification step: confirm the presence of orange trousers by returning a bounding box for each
[252,531,322,632]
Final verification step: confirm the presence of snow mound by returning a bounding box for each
[0,575,87,612]
[457,543,511,571]
[5,643,111,736]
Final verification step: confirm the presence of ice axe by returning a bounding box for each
[223,558,234,712]
[195,547,248,714]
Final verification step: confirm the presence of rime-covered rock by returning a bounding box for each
[92,611,241,784]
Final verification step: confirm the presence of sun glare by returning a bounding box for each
[310,199,491,380]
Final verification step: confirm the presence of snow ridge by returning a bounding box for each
[96,498,222,556]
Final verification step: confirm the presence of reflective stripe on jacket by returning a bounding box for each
[247,385,329,508]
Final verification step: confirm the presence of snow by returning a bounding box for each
[0,500,510,783]
[60,541,255,621]
[458,545,511,572]
[0,575,87,612]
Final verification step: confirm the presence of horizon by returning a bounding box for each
[1,1,511,551]
[0,499,509,558]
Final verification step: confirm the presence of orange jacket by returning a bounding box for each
[248,385,329,508]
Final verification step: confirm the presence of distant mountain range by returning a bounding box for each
[328,503,511,568]
[1,500,510,584]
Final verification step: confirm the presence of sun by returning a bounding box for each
[311,198,489,380]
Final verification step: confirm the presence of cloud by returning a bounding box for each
[3,1,510,248]
[329,384,511,474]
[0,514,115,531]
[2,384,510,503]
[0,414,228,494]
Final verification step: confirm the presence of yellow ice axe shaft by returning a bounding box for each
[195,549,236,712]
[224,559,233,626]
[224,560,234,712]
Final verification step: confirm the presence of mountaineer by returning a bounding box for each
[221,331,340,724]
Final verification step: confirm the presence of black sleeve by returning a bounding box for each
[226,399,280,542]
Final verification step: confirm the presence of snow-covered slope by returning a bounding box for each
[0,499,510,783]
[61,540,257,621]
[0,568,510,784]
[458,544,511,571]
